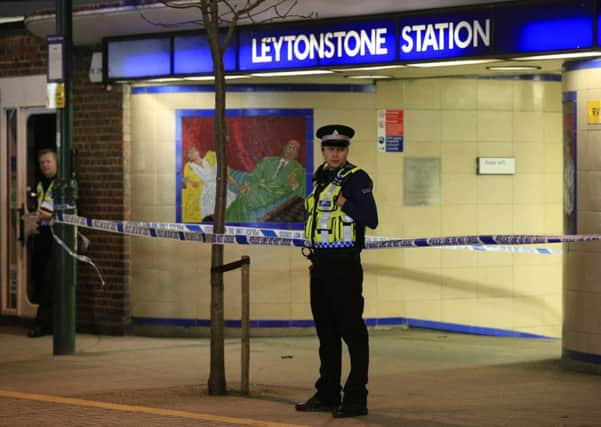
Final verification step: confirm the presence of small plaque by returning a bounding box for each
[477,157,515,175]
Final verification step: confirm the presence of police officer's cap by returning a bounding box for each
[316,124,355,147]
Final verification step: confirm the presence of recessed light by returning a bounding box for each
[513,52,601,60]
[486,65,542,71]
[346,75,392,79]
[407,59,499,68]
[250,70,334,77]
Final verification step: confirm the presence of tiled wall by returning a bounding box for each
[563,64,601,359]
[129,76,563,337]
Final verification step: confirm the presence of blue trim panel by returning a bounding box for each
[131,84,377,95]
[563,58,601,71]
[563,348,601,365]
[132,316,552,339]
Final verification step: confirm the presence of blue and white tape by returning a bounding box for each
[52,213,578,255]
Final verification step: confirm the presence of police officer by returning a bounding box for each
[28,149,57,338]
[295,124,378,418]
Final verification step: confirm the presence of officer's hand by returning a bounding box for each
[336,194,346,207]
[24,213,40,237]
[38,209,53,222]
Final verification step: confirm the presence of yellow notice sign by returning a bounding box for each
[55,83,65,108]
[46,83,65,109]
[588,100,601,124]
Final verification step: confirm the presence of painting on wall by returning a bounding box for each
[176,108,313,227]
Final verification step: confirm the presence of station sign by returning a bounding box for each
[239,19,396,71]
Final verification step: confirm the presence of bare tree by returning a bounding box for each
[152,0,313,395]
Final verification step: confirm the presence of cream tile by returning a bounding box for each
[562,329,588,353]
[586,332,601,354]
[404,299,441,321]
[130,139,157,174]
[542,81,562,112]
[403,248,441,269]
[441,248,477,268]
[441,298,478,325]
[396,268,442,301]
[404,110,441,142]
[512,204,546,234]
[442,174,477,204]
[403,207,442,236]
[441,79,477,110]
[477,205,513,234]
[403,141,441,157]
[377,276,408,301]
[404,79,441,109]
[543,172,562,202]
[475,297,513,329]
[375,172,404,207]
[371,301,405,319]
[513,264,561,296]
[441,111,477,142]
[477,79,513,111]
[477,111,512,142]
[512,296,546,328]
[543,112,562,144]
[441,205,478,235]
[441,267,478,299]
[375,150,405,173]
[477,142,514,157]
[543,144,562,174]
[514,142,544,173]
[156,174,176,206]
[513,174,545,204]
[131,173,157,207]
[376,80,404,108]
[477,266,513,298]
[477,176,513,204]
[544,203,563,233]
[156,141,176,175]
[290,303,312,320]
[513,112,543,143]
[249,270,291,304]
[249,303,291,320]
[513,80,544,112]
[441,143,478,174]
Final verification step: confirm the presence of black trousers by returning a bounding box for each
[31,227,54,330]
[309,251,368,405]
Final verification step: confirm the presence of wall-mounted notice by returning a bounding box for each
[587,100,601,124]
[404,157,441,206]
[377,109,404,152]
[477,157,515,175]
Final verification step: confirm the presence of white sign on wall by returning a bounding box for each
[477,157,515,175]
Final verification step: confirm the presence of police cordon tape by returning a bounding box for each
[52,213,578,255]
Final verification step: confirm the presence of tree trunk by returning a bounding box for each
[204,0,228,396]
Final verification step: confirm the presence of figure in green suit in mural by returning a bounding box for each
[225,139,306,222]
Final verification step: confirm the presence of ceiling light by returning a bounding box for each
[183,75,250,81]
[408,59,499,68]
[513,52,601,60]
[486,65,542,71]
[346,75,392,79]
[0,16,24,24]
[335,65,405,72]
[146,77,181,83]
[250,70,334,77]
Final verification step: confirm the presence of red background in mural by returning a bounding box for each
[182,115,307,171]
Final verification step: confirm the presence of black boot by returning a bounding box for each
[332,403,368,418]
[295,393,340,412]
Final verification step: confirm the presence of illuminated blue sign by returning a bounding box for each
[107,37,171,79]
[496,0,594,53]
[399,12,492,61]
[238,20,396,71]
[174,34,236,74]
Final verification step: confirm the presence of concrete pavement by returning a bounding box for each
[1,325,600,426]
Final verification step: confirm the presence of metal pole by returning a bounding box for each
[241,256,250,395]
[54,0,76,355]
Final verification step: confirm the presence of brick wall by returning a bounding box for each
[1,24,130,334]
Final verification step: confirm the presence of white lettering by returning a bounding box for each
[401,26,413,53]
[345,30,361,57]
[250,27,391,63]
[252,38,271,63]
[473,19,490,47]
[454,21,472,49]
[400,19,491,54]
[422,25,438,51]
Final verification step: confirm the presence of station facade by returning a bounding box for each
[1,0,600,368]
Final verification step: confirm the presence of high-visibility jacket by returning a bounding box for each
[304,164,360,249]
[36,179,55,226]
